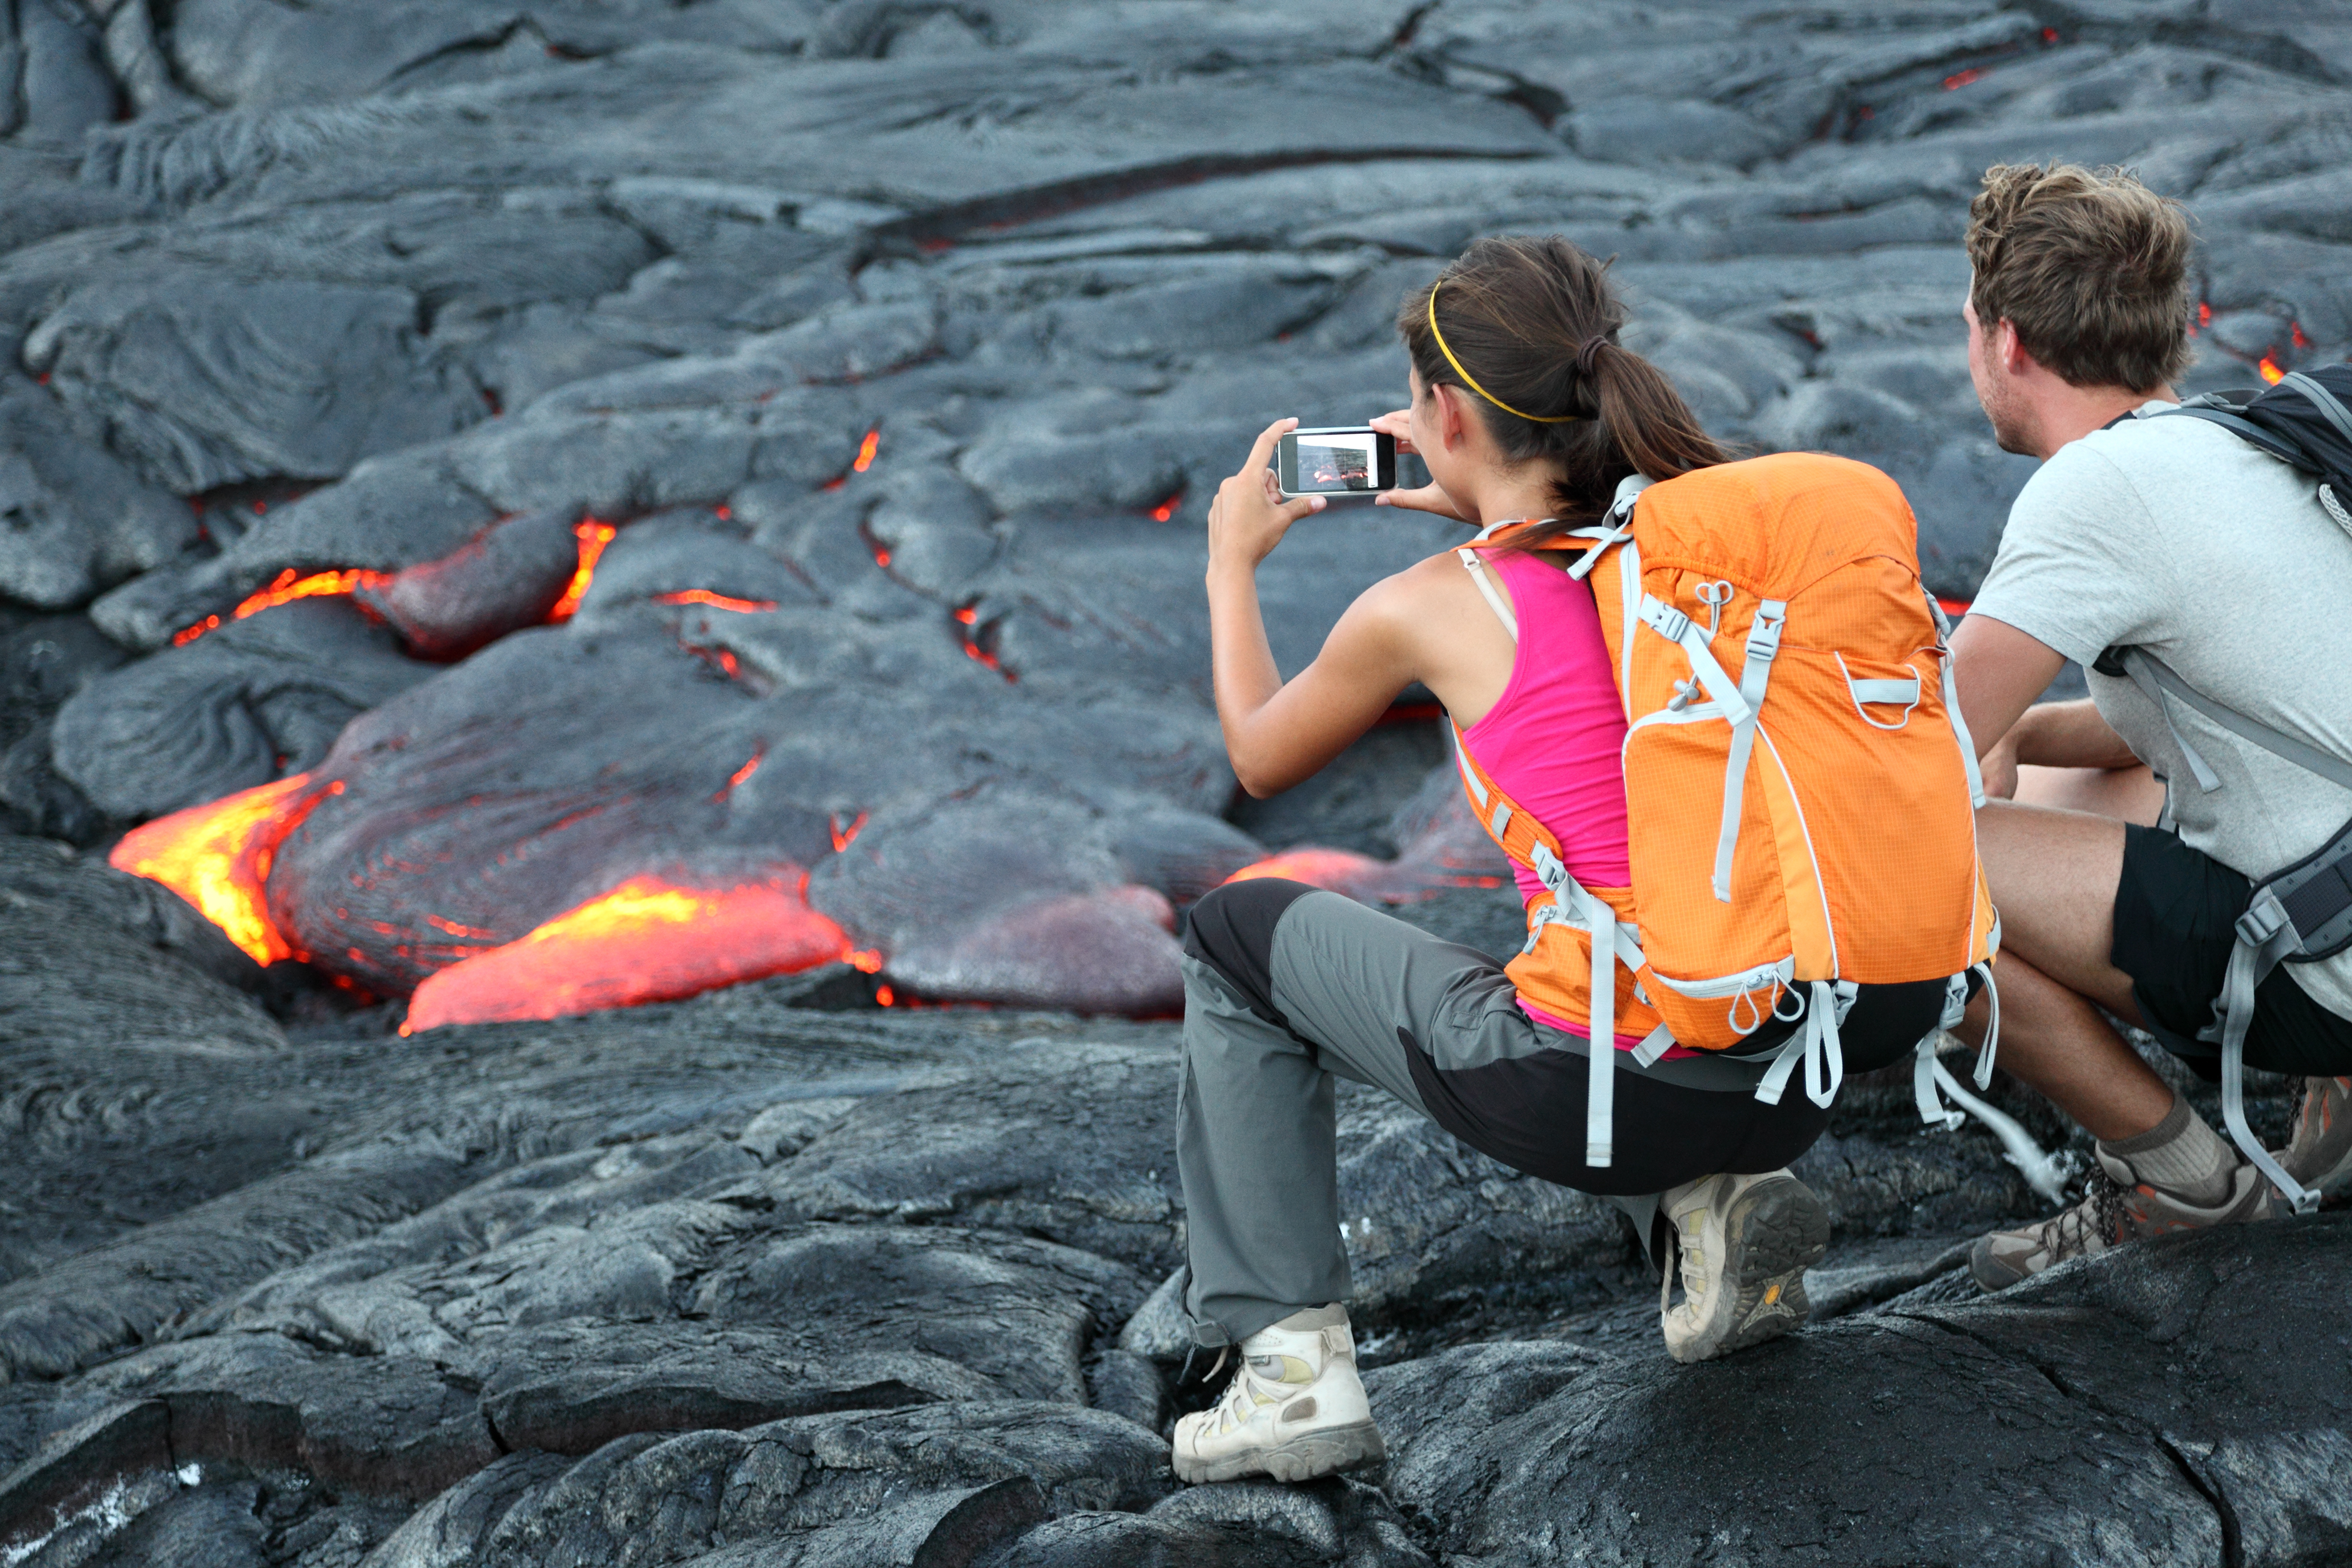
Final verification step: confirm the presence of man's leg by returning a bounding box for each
[1962,800,2275,1290]
[1958,799,2171,1141]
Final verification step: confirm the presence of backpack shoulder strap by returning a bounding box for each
[2098,646,2352,794]
[2135,399,2313,470]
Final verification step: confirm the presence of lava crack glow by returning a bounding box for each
[402,871,854,1031]
[109,773,336,964]
[175,567,392,646]
[653,590,779,613]
[548,520,617,620]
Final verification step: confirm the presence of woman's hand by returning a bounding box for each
[1208,419,1325,578]
[1367,407,1465,520]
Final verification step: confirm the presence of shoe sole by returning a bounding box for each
[1668,1176,1830,1365]
[1171,1421,1387,1485]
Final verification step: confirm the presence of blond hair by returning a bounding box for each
[1966,163,2194,392]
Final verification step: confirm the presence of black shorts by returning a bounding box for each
[2112,823,2352,1077]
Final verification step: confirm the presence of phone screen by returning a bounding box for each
[1278,429,1396,496]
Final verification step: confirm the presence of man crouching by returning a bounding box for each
[1949,162,2352,1288]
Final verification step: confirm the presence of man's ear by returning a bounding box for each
[1997,318,2034,377]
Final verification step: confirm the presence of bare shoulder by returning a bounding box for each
[1353,550,1482,625]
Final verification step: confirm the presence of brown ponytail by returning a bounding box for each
[1397,235,1729,543]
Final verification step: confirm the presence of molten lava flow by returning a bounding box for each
[109,773,336,964]
[402,871,854,1031]
[2260,355,2286,385]
[1149,488,1184,523]
[2292,322,2311,349]
[1942,67,1982,89]
[1937,596,1972,618]
[2197,302,2213,333]
[174,567,394,646]
[830,811,868,852]
[652,590,779,613]
[1224,847,1386,890]
[547,520,617,621]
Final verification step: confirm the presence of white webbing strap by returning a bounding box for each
[1450,720,1488,809]
[2113,647,2352,795]
[1568,476,1649,583]
[1457,547,1519,641]
[1968,961,1999,1089]
[1631,1023,1675,1068]
[1913,1036,1967,1131]
[1582,884,1616,1167]
[1636,596,1751,724]
[1709,600,1784,902]
[2209,888,2318,1212]
[1755,980,1853,1109]
[1928,592,1986,808]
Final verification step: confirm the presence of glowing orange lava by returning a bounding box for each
[830,811,868,852]
[175,567,393,645]
[1150,490,1183,522]
[653,590,778,613]
[1224,847,1386,890]
[1942,67,1982,89]
[847,948,884,972]
[1937,596,1972,618]
[547,520,617,621]
[109,773,336,964]
[2260,355,2286,385]
[2197,302,2214,331]
[853,427,880,473]
[402,871,854,1031]
[717,750,763,799]
[2291,322,2311,349]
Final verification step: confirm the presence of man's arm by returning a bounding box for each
[1950,613,2142,798]
[2002,699,2139,770]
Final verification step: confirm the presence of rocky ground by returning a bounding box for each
[5,0,2352,1562]
[0,837,2339,1566]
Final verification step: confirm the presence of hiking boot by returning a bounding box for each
[2278,1075,2352,1198]
[1658,1169,1829,1364]
[1969,1146,2279,1292]
[1171,1304,1385,1485]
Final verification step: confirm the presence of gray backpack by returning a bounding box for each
[2107,367,2352,1212]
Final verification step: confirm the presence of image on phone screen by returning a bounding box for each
[1277,428,1397,497]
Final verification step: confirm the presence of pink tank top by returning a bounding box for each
[1455,548,1644,1047]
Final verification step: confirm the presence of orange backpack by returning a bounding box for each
[1451,452,2000,1167]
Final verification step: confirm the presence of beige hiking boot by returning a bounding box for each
[1170,1304,1385,1485]
[1658,1169,1829,1364]
[1969,1145,2280,1292]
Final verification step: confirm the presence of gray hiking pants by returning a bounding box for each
[1177,879,1946,1345]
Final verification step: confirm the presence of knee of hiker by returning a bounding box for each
[1182,878,1315,1013]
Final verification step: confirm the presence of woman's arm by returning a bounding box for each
[1208,420,1421,798]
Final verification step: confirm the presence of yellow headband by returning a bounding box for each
[1426,280,1583,424]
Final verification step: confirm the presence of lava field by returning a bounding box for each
[4,1,2352,1564]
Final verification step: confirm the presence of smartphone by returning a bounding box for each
[1276,426,1398,498]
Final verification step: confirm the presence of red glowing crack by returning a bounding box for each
[173,519,620,647]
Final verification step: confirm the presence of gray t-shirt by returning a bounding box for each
[1971,400,2352,1022]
